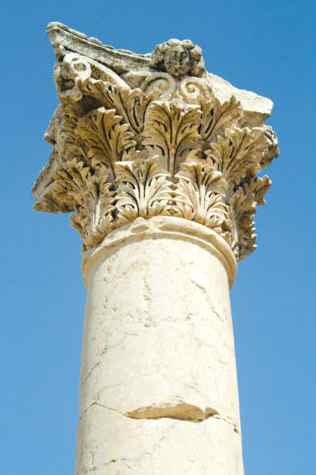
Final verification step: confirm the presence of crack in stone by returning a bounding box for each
[79,401,125,420]
[80,360,101,387]
[80,334,133,387]
[79,400,240,433]
[213,414,240,433]
[190,279,225,321]
[85,424,177,473]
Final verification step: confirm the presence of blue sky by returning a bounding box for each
[1,1,315,473]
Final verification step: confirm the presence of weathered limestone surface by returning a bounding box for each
[78,217,243,474]
[32,22,278,475]
[33,22,278,262]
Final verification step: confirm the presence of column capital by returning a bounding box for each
[33,22,279,261]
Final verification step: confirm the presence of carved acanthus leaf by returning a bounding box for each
[174,163,231,238]
[34,158,88,213]
[45,103,86,164]
[77,107,136,177]
[79,79,152,142]
[200,96,243,145]
[114,158,173,224]
[231,175,271,259]
[40,159,115,247]
[206,126,277,187]
[143,102,201,175]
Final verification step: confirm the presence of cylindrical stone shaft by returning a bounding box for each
[76,219,244,474]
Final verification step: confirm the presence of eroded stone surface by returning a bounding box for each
[32,22,279,261]
[126,403,219,422]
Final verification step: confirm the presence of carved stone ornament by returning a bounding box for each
[33,22,279,260]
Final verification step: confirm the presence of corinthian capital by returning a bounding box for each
[33,22,279,261]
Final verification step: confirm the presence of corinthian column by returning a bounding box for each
[33,22,279,475]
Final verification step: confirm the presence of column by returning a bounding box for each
[32,22,279,475]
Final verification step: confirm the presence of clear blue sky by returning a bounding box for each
[1,1,315,473]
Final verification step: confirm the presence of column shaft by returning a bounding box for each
[77,219,243,474]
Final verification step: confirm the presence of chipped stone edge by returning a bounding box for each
[47,22,151,73]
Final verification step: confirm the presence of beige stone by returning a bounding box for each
[78,217,242,474]
[32,22,278,475]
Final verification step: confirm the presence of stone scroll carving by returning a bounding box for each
[33,23,278,260]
